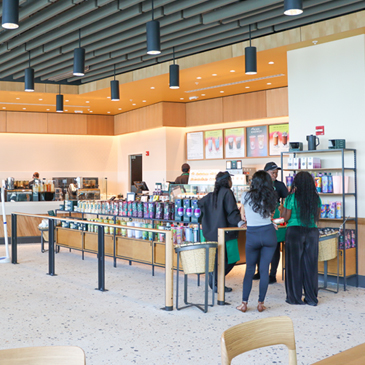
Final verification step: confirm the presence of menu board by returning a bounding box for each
[224,128,245,158]
[246,126,268,157]
[205,130,223,159]
[269,124,289,156]
[186,132,204,160]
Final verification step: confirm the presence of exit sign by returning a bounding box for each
[316,126,324,135]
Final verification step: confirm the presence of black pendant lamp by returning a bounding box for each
[24,52,34,92]
[73,29,85,76]
[169,47,179,89]
[56,85,64,113]
[245,25,257,75]
[2,0,19,29]
[146,0,161,55]
[284,0,303,16]
[110,65,120,101]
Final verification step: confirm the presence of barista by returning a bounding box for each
[29,172,40,190]
[174,163,190,184]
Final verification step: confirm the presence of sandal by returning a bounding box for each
[257,301,266,312]
[236,302,248,313]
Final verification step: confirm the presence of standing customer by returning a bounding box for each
[174,163,190,184]
[236,171,277,313]
[198,171,245,293]
[281,171,321,306]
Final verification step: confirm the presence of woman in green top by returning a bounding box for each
[281,171,322,306]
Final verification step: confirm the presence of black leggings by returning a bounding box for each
[285,226,319,305]
[242,224,277,302]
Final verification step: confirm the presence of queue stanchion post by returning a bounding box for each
[47,218,56,276]
[96,224,107,292]
[217,228,226,305]
[162,230,173,311]
[11,214,18,264]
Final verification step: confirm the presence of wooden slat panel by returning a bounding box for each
[162,102,186,127]
[223,91,267,123]
[7,112,48,134]
[0,215,42,237]
[45,84,78,94]
[87,115,114,135]
[84,232,114,255]
[47,113,87,135]
[56,228,83,249]
[266,87,288,117]
[0,111,6,132]
[318,248,356,277]
[186,98,223,126]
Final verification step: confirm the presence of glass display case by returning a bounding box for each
[6,190,33,202]
[76,188,101,200]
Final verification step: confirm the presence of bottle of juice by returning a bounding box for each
[314,173,322,193]
[322,173,328,193]
[328,173,333,193]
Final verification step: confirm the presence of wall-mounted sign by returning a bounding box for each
[204,130,223,159]
[224,128,245,158]
[186,131,204,160]
[246,126,268,157]
[269,124,289,156]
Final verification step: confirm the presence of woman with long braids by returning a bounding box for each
[236,170,278,313]
[281,171,322,306]
[198,171,245,293]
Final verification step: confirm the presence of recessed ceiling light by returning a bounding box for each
[65,110,68,112]
[269,61,274,65]
[150,86,155,89]
[212,74,217,76]
[86,101,89,103]
[2,107,6,109]
[107,111,110,113]
[267,82,272,85]
[107,96,110,99]
[220,91,224,93]
[132,103,136,106]
[142,100,146,102]
[197,76,201,79]
[180,98,184,100]
[47,109,50,111]
[39,98,43,101]
[245,86,250,89]
[230,70,235,73]
[201,94,205,96]
[23,108,26,110]
[130,99,133,101]
[65,99,69,102]
[118,108,122,110]
[16,97,20,100]
[90,111,93,113]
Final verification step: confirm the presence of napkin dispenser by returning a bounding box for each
[289,142,303,152]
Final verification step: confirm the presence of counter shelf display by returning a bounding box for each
[76,188,100,200]
[5,189,32,202]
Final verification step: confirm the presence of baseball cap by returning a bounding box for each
[264,162,281,171]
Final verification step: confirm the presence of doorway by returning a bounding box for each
[130,154,142,192]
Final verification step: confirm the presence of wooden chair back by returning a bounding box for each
[0,346,86,364]
[221,316,297,365]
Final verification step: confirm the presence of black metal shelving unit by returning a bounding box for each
[281,149,358,290]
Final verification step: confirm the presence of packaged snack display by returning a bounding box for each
[137,202,143,218]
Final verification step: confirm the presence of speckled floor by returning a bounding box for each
[0,244,364,365]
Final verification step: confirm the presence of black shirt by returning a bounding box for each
[274,180,288,203]
[198,187,241,242]
[174,173,189,184]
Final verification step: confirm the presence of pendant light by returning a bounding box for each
[2,0,19,29]
[245,25,257,75]
[73,29,85,76]
[56,85,64,113]
[146,0,161,55]
[110,65,120,101]
[284,0,303,16]
[169,47,179,89]
[24,52,34,92]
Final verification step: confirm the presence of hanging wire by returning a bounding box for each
[59,84,61,95]
[114,64,116,80]
[79,29,81,48]
[28,51,31,67]
[249,24,251,46]
[151,0,154,21]
[172,47,175,65]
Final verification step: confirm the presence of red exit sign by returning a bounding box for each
[316,126,324,135]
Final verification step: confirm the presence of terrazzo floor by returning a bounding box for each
[0,244,364,365]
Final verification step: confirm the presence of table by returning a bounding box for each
[312,343,365,364]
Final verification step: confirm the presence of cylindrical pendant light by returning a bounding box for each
[284,0,303,16]
[24,52,34,92]
[245,25,257,75]
[73,30,85,76]
[111,65,120,101]
[56,85,63,113]
[2,0,19,29]
[146,0,161,55]
[169,47,179,89]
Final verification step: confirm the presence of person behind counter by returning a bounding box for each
[198,171,245,293]
[174,163,190,184]
[253,161,288,283]
[281,171,321,306]
[29,172,40,190]
[237,170,278,313]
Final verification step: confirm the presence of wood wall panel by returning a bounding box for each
[0,111,6,132]
[162,102,186,127]
[186,98,223,126]
[0,215,42,237]
[223,91,267,123]
[266,87,289,117]
[7,112,48,134]
[47,113,87,135]
[87,115,114,135]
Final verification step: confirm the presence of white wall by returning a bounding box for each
[287,34,365,217]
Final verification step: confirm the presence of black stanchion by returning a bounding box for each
[11,214,17,264]
[47,219,57,276]
[96,225,108,291]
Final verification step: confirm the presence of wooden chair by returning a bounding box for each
[0,346,86,364]
[221,316,297,365]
